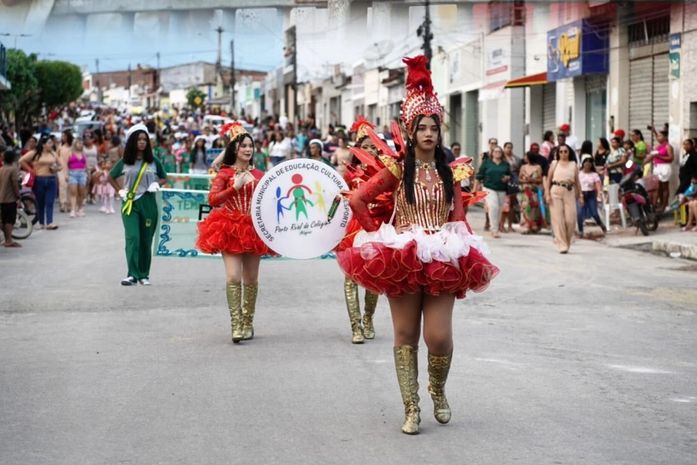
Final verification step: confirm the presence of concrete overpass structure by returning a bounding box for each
[50,0,473,15]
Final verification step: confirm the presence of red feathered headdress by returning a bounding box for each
[350,115,376,142]
[220,121,248,141]
[400,55,442,135]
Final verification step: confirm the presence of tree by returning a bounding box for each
[0,49,39,129]
[34,60,83,109]
[186,87,206,109]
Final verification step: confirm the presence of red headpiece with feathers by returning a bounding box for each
[350,115,376,142]
[220,121,248,141]
[400,55,442,135]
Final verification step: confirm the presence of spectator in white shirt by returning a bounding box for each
[269,129,291,167]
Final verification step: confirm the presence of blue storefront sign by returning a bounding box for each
[547,19,609,81]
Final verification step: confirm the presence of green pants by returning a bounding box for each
[121,193,158,280]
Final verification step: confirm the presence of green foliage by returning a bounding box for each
[35,60,83,108]
[186,87,206,109]
[0,49,39,126]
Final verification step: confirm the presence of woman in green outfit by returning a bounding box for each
[108,124,167,286]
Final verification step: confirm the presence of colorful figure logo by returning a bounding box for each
[277,174,314,221]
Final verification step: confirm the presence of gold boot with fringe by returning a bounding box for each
[344,278,364,344]
[241,283,258,341]
[428,352,452,424]
[226,282,243,343]
[362,291,378,339]
[394,345,420,434]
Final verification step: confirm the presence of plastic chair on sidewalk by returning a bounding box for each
[604,183,626,229]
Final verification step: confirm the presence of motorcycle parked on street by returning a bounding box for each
[620,161,659,236]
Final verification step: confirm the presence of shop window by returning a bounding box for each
[628,15,670,47]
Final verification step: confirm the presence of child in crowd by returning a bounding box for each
[253,140,270,172]
[94,159,116,214]
[577,155,606,236]
[0,149,21,247]
[623,140,635,173]
[680,175,697,231]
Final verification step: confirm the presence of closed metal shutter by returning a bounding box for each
[629,57,653,131]
[652,53,669,128]
[542,83,556,133]
[629,53,669,132]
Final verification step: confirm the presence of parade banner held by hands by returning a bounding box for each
[252,159,351,259]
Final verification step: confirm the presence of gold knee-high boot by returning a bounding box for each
[344,278,364,344]
[226,282,243,343]
[428,352,452,424]
[394,345,420,434]
[362,291,378,340]
[241,283,258,341]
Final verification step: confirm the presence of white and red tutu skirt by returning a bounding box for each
[337,221,498,299]
[196,208,273,256]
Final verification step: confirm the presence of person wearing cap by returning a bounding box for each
[307,138,331,165]
[108,124,167,286]
[558,123,578,152]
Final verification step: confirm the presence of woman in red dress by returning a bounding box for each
[337,56,499,434]
[196,122,272,343]
[336,117,384,344]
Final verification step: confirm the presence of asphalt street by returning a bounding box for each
[1,206,696,465]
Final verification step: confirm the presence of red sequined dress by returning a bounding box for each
[337,163,499,299]
[196,166,272,256]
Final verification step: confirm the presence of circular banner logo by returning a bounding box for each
[252,159,352,259]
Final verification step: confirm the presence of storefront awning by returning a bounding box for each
[504,72,548,88]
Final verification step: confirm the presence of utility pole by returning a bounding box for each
[156,51,161,109]
[127,63,132,103]
[95,58,101,104]
[292,26,297,126]
[230,39,235,116]
[215,26,223,73]
[417,0,433,68]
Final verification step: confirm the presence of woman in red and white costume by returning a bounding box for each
[337,56,499,434]
[336,117,391,344]
[197,122,272,343]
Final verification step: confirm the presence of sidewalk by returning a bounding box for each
[602,221,697,261]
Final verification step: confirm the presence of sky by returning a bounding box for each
[0,3,284,73]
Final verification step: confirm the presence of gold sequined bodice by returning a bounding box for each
[394,176,449,231]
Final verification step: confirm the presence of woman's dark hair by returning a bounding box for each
[554,143,572,161]
[111,135,121,147]
[580,140,593,155]
[623,139,635,149]
[222,133,254,166]
[123,130,154,165]
[611,136,622,145]
[503,142,513,149]
[581,157,596,172]
[403,115,454,205]
[94,128,104,145]
[632,129,644,141]
[3,149,17,164]
[32,136,50,161]
[62,130,74,147]
[597,137,610,152]
[192,138,207,166]
[543,130,554,142]
[524,151,538,164]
